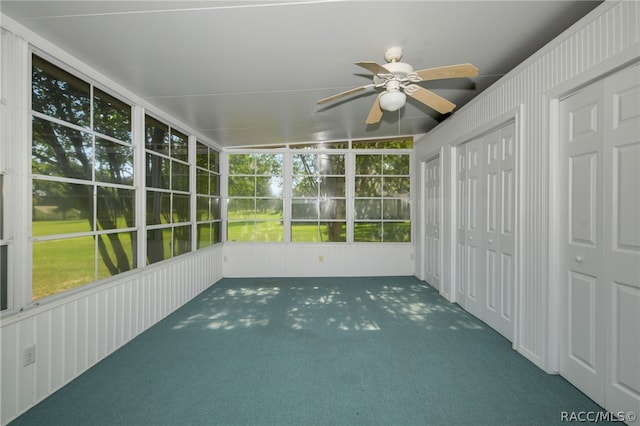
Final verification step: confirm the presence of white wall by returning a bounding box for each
[223,243,414,277]
[0,247,223,425]
[414,0,639,372]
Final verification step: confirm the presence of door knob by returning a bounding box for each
[488,239,494,244]
[575,256,584,263]
[469,236,474,241]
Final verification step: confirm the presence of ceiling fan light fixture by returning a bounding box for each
[379,90,406,112]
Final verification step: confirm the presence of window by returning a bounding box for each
[1,174,7,310]
[225,137,412,244]
[145,115,191,264]
[31,55,136,300]
[354,153,411,242]
[291,153,346,242]
[195,141,221,248]
[227,153,283,242]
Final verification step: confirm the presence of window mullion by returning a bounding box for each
[133,105,146,269]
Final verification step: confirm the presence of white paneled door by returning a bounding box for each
[560,64,640,420]
[464,137,484,319]
[455,122,516,341]
[424,156,441,292]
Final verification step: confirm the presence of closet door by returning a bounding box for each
[559,79,606,406]
[424,156,441,291]
[483,124,516,340]
[560,63,640,419]
[456,145,467,306]
[603,64,640,419]
[497,123,516,341]
[464,137,484,318]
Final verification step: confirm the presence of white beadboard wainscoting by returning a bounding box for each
[223,243,414,278]
[0,246,224,425]
[414,0,639,375]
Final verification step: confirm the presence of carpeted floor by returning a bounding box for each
[10,276,612,425]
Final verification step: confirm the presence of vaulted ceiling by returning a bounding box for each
[1,1,603,147]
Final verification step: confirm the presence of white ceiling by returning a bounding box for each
[1,0,603,148]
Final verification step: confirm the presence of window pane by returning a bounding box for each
[228,199,254,219]
[292,176,318,197]
[196,142,209,169]
[32,117,92,180]
[354,199,381,220]
[254,154,282,175]
[32,180,93,236]
[319,177,345,197]
[255,199,282,219]
[32,55,90,128]
[209,151,220,173]
[227,221,254,242]
[353,138,413,149]
[254,221,283,242]
[93,88,131,142]
[356,155,381,175]
[96,187,135,230]
[196,196,210,221]
[355,177,382,197]
[172,194,190,223]
[211,175,220,196]
[229,154,255,174]
[33,236,95,300]
[291,222,319,242]
[95,138,133,185]
[147,228,172,265]
[320,222,346,242]
[197,223,212,249]
[383,222,411,242]
[146,153,170,189]
[145,116,169,155]
[146,190,170,225]
[212,222,221,243]
[383,154,410,175]
[290,141,348,150]
[0,175,3,238]
[172,161,190,192]
[293,154,318,175]
[292,199,318,219]
[256,176,283,197]
[173,225,191,256]
[319,154,345,174]
[171,129,188,162]
[196,169,209,195]
[354,222,382,242]
[383,199,411,220]
[228,176,255,197]
[1,245,7,311]
[383,177,410,197]
[211,198,220,220]
[96,231,136,279]
[319,199,345,220]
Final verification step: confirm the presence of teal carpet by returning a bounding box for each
[11,276,611,425]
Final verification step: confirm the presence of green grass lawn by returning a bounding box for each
[32,220,137,300]
[31,217,409,300]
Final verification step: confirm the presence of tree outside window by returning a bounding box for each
[31,55,136,300]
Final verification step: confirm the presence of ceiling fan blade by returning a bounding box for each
[413,63,478,81]
[355,61,391,77]
[404,85,456,114]
[316,84,373,105]
[366,96,383,124]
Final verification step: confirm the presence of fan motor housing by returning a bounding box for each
[373,61,414,84]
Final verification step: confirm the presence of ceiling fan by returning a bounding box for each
[317,47,478,124]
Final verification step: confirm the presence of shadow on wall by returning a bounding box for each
[170,277,484,333]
